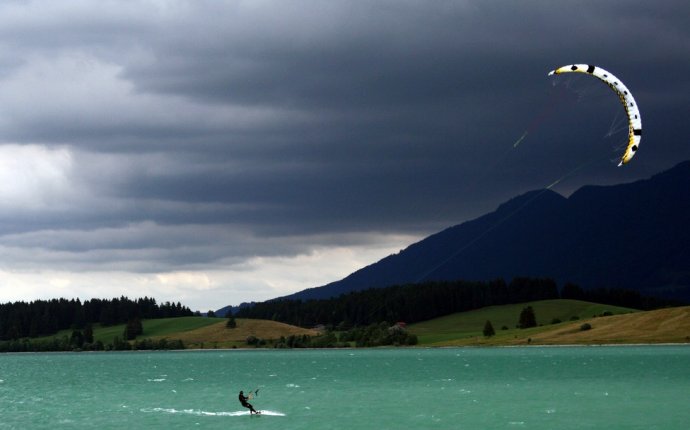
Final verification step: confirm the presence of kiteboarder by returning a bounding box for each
[239,390,259,415]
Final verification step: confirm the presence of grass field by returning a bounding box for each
[156,318,320,349]
[408,299,638,345]
[40,316,223,344]
[40,316,318,349]
[409,299,690,346]
[94,316,223,343]
[31,300,690,349]
[526,306,690,345]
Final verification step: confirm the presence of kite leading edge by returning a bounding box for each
[548,64,642,166]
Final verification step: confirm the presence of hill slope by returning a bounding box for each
[409,299,638,344]
[153,318,319,349]
[284,161,690,302]
[410,303,690,346]
[93,316,220,343]
[527,306,690,345]
[39,317,317,349]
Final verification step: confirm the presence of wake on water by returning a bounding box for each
[140,407,285,417]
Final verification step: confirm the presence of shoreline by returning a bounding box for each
[3,342,689,355]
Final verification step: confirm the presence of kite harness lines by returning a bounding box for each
[548,64,642,166]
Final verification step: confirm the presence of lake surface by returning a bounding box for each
[1,346,688,429]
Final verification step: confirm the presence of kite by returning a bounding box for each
[548,64,642,166]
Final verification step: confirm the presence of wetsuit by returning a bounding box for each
[239,391,259,414]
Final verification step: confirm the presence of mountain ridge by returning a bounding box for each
[279,161,690,302]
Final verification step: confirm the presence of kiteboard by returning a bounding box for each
[140,407,284,417]
[234,410,285,417]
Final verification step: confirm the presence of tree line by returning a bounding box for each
[0,296,194,341]
[0,333,185,353]
[235,277,678,328]
[244,322,418,349]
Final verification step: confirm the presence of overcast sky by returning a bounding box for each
[0,0,688,311]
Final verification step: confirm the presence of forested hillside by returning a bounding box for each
[0,297,193,340]
[282,161,690,303]
[236,277,673,328]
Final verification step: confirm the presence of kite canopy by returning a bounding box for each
[548,64,642,166]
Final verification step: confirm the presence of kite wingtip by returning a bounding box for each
[618,156,633,167]
[547,70,555,76]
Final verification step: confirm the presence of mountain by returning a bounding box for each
[215,302,255,317]
[282,161,690,303]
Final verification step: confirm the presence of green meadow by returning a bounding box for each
[98,316,224,343]
[35,316,318,349]
[37,316,223,345]
[30,300,690,348]
[408,299,638,345]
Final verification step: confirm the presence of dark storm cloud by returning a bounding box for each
[0,0,688,306]
[29,4,690,223]
[121,2,689,107]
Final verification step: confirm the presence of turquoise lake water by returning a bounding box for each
[1,346,688,429]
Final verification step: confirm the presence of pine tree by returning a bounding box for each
[518,306,537,329]
[124,318,143,340]
[483,320,495,337]
[70,330,84,348]
[226,315,237,329]
[83,323,94,344]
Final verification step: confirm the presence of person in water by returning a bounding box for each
[239,390,259,414]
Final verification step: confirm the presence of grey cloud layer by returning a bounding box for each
[0,0,688,276]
